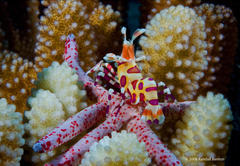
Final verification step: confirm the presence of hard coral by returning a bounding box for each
[0,50,37,115]
[24,89,69,164]
[194,3,238,96]
[24,90,65,147]
[32,61,87,118]
[0,98,25,166]
[139,0,202,27]
[34,0,122,73]
[79,130,151,166]
[23,61,87,164]
[170,92,233,166]
[137,5,208,101]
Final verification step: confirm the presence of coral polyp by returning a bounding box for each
[137,5,208,101]
[34,0,123,73]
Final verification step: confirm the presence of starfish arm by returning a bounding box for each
[160,101,194,121]
[33,101,107,153]
[44,109,125,166]
[127,117,183,166]
[64,34,109,102]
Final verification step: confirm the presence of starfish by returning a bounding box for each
[33,34,193,166]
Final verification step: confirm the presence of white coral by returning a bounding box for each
[0,98,25,166]
[138,5,208,101]
[33,61,87,118]
[171,92,233,165]
[24,61,87,163]
[24,89,65,147]
[79,130,151,166]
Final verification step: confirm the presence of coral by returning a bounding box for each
[139,0,202,27]
[169,92,233,166]
[194,3,238,96]
[23,61,87,164]
[0,50,37,115]
[24,89,65,147]
[79,130,151,166]
[33,61,87,118]
[32,34,189,166]
[23,89,69,164]
[0,98,25,166]
[137,5,208,101]
[34,0,123,73]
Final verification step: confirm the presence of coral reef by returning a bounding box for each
[139,0,202,27]
[0,0,39,115]
[79,130,151,166]
[194,3,238,96]
[137,5,208,101]
[0,0,238,165]
[24,89,68,164]
[32,34,188,166]
[32,61,87,118]
[0,98,25,166]
[170,92,233,165]
[23,61,87,164]
[0,50,37,114]
[34,0,123,73]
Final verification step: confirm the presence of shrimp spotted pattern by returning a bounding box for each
[86,27,178,125]
[32,33,192,166]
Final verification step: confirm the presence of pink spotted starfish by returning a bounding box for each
[33,34,193,166]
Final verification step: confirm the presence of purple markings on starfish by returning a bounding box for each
[149,99,158,106]
[146,87,157,92]
[139,82,143,90]
[127,66,140,73]
[148,78,153,81]
[140,93,145,102]
[120,75,126,87]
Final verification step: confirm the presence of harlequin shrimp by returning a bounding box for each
[86,27,178,124]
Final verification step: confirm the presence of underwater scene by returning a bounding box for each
[0,0,239,165]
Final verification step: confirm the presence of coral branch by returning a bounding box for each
[33,101,107,153]
[127,117,182,166]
